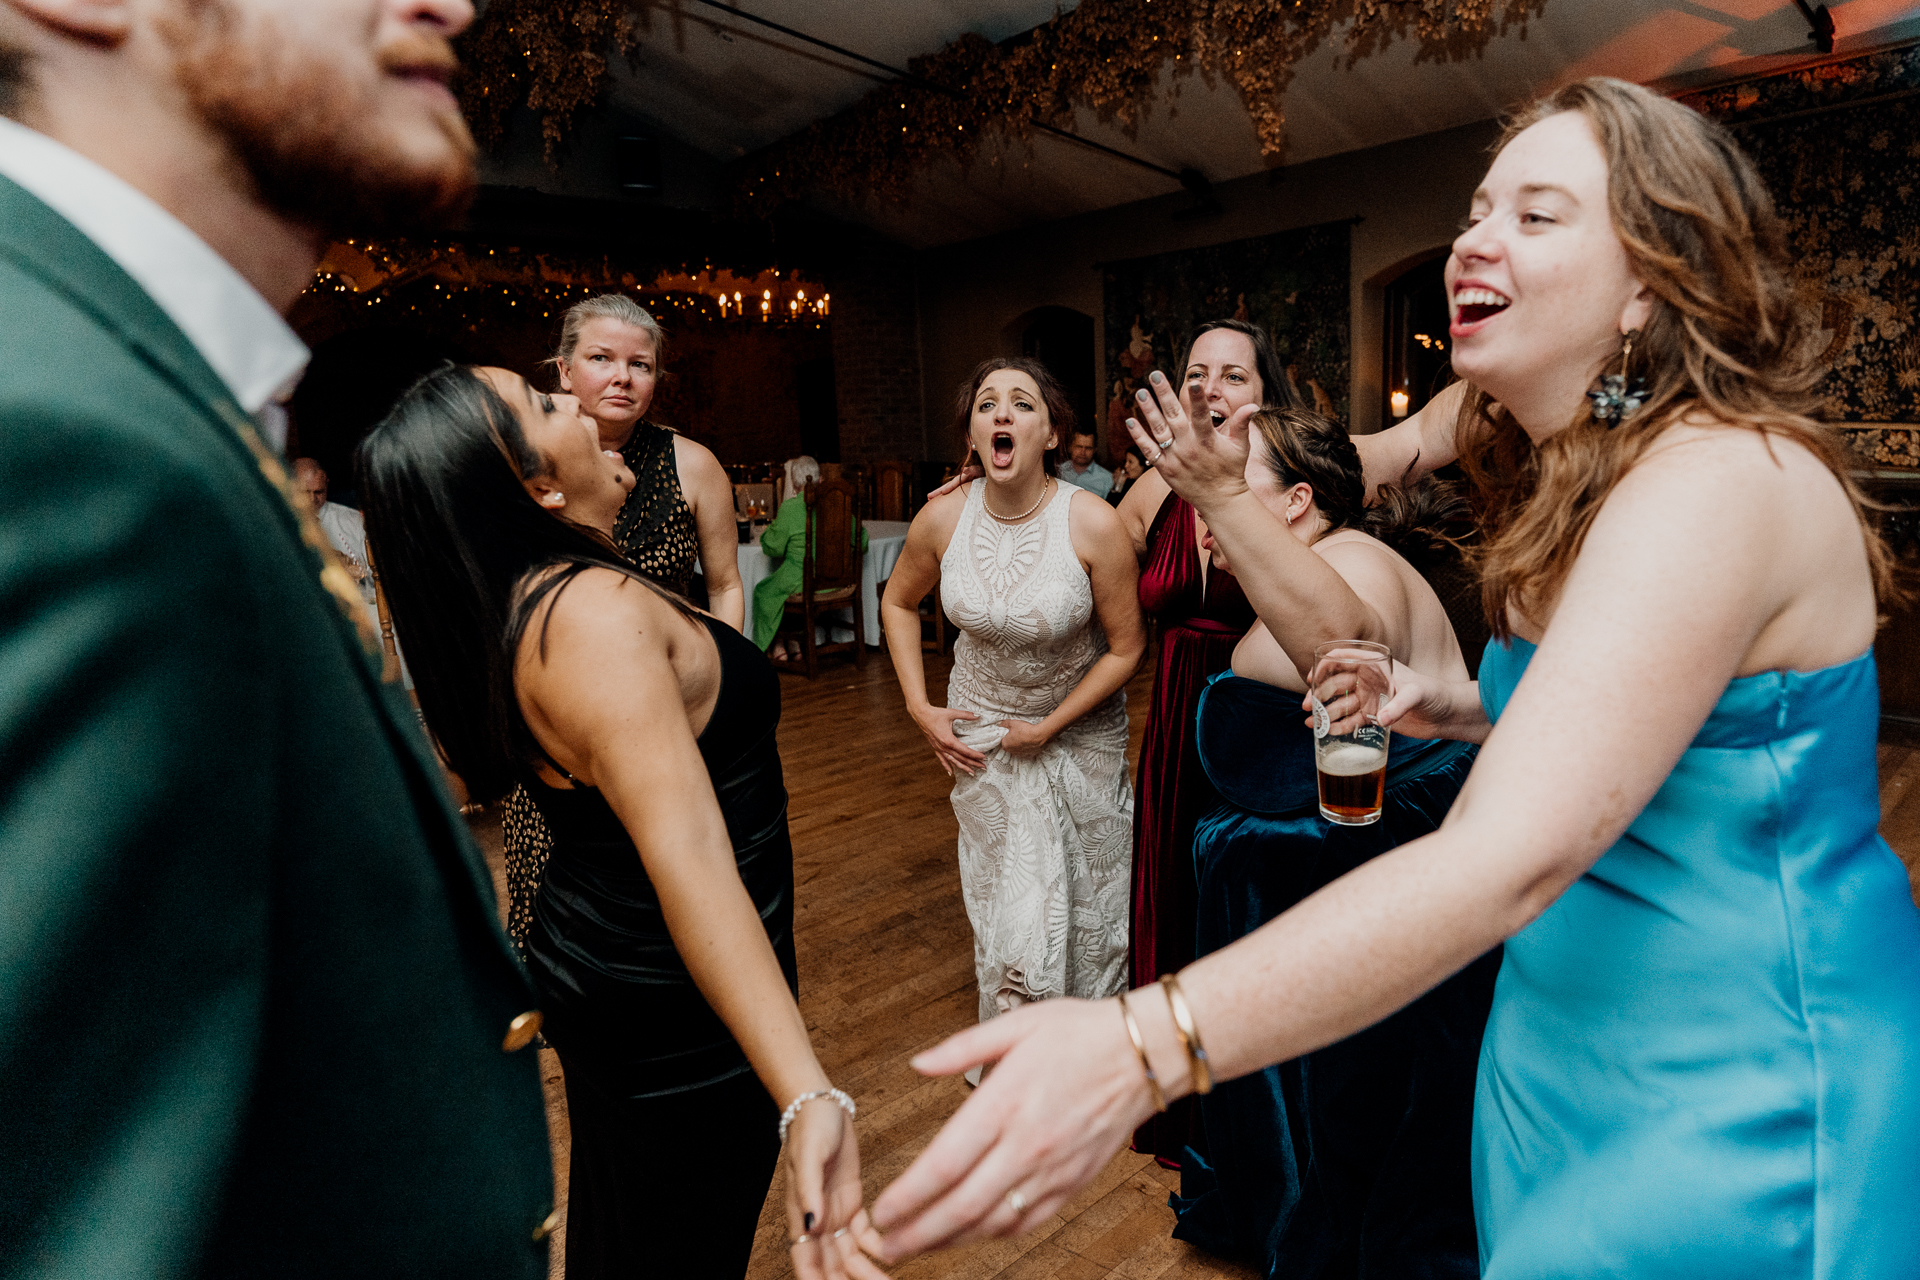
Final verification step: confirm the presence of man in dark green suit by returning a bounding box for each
[0,0,552,1275]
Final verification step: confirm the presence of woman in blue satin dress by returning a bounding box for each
[865,76,1920,1280]
[1171,407,1493,1278]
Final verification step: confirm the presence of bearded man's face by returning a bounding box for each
[160,0,477,235]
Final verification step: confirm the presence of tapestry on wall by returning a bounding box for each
[1101,220,1350,462]
[1681,44,1920,439]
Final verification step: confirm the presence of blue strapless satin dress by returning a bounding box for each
[1475,639,1920,1278]
[1173,674,1495,1278]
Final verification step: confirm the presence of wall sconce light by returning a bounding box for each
[1390,389,1410,418]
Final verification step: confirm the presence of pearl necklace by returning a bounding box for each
[985,476,1052,522]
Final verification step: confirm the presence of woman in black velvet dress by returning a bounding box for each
[360,365,884,1280]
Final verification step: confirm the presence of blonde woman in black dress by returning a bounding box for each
[502,295,745,951]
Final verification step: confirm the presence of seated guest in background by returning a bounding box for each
[502,292,746,954]
[361,365,884,1280]
[754,454,868,662]
[293,457,378,634]
[881,359,1144,1082]
[1058,427,1113,498]
[1106,445,1147,507]
[1170,408,1492,1278]
[0,0,554,1272]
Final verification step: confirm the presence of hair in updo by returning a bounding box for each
[1454,76,1894,635]
[553,293,665,370]
[1251,407,1466,571]
[950,357,1069,478]
[785,455,821,492]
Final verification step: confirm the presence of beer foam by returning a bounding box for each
[1318,743,1387,776]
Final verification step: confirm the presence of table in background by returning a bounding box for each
[713,519,911,647]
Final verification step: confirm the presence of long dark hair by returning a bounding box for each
[950,357,1070,477]
[1251,407,1466,571]
[357,364,691,802]
[1189,318,1307,411]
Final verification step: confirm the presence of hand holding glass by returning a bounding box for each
[1310,641,1393,826]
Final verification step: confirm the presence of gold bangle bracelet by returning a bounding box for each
[1116,992,1168,1113]
[1159,972,1213,1096]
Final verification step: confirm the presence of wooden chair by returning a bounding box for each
[871,458,911,523]
[778,477,867,679]
[841,462,871,517]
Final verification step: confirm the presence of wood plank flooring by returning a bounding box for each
[472,652,1920,1280]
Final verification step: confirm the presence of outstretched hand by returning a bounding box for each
[785,1100,891,1280]
[869,999,1155,1262]
[1123,371,1258,515]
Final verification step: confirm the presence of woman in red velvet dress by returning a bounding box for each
[1113,319,1292,1164]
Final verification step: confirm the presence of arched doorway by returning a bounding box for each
[1380,254,1452,426]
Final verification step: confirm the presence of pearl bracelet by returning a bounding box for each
[778,1087,857,1145]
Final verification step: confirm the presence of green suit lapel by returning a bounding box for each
[0,174,520,965]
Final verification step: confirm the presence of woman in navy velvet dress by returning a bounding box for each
[1170,408,1491,1278]
[870,78,1920,1280]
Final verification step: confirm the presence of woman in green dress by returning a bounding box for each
[755,455,868,662]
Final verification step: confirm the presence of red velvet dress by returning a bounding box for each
[1130,491,1257,1165]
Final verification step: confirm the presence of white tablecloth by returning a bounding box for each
[707,519,911,646]
[860,521,910,646]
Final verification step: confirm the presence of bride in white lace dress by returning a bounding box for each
[883,359,1146,1031]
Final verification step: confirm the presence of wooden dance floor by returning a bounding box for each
[473,650,1920,1280]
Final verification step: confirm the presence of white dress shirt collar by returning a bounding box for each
[0,117,308,425]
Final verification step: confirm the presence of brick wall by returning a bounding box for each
[828,243,930,463]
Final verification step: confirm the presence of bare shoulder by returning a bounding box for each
[670,433,728,483]
[1622,416,1846,514]
[910,481,970,547]
[1066,485,1136,577]
[1314,530,1419,618]
[1314,528,1408,580]
[523,566,679,665]
[1066,482,1128,541]
[1116,468,1171,544]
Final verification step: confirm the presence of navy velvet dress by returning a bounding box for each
[1172,673,1495,1279]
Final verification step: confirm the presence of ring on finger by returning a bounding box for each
[792,1233,812,1246]
[1006,1188,1029,1215]
[1154,435,1173,449]
[832,1228,849,1240]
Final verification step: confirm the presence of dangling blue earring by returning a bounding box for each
[1587,329,1647,427]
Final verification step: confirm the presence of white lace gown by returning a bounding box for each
[940,480,1133,1022]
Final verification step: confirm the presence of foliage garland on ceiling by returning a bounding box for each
[455,0,1546,211]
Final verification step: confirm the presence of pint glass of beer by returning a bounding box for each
[1310,640,1393,826]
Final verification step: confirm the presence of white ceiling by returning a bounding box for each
[516,0,1920,247]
